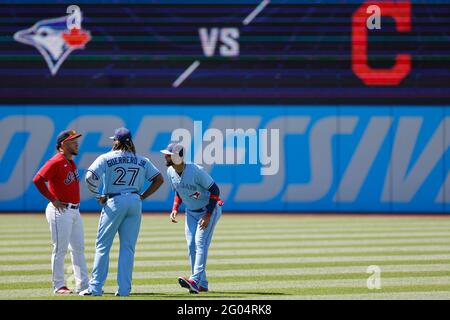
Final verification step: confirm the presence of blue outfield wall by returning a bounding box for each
[0,105,449,213]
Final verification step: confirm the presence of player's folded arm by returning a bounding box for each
[85,170,103,198]
[32,173,57,203]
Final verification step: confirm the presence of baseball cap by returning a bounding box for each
[56,129,82,149]
[109,127,132,142]
[160,142,184,157]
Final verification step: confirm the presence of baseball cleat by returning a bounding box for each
[178,277,199,294]
[79,289,104,296]
[78,289,92,296]
[54,286,72,294]
[75,288,89,294]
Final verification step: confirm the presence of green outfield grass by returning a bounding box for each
[1,214,450,300]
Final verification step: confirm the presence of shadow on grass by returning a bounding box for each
[130,291,289,298]
[210,292,288,296]
[29,291,289,300]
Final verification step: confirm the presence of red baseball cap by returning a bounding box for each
[56,130,82,149]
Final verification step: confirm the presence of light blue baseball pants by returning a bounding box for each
[185,204,222,289]
[88,193,142,296]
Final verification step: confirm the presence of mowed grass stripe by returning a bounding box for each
[3,268,450,289]
[2,278,450,299]
[2,217,449,232]
[4,225,450,239]
[3,246,450,263]
[3,270,450,291]
[3,254,450,268]
[2,234,450,244]
[218,286,450,300]
[0,242,438,255]
[4,250,450,264]
[2,238,450,250]
[2,264,450,284]
[120,276,450,291]
[0,242,450,259]
[2,260,450,278]
[16,286,450,300]
[4,219,450,232]
[5,259,450,275]
[2,258,450,276]
[3,229,450,241]
[296,290,450,300]
[2,244,450,256]
[3,221,450,228]
[3,215,448,222]
[5,224,450,235]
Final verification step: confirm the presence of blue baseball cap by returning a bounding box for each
[109,127,132,142]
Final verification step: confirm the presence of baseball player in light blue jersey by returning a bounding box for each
[80,127,164,296]
[161,143,223,294]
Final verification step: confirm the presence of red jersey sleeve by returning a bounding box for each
[37,159,58,181]
[32,174,57,202]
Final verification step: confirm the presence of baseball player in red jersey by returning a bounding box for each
[32,130,89,294]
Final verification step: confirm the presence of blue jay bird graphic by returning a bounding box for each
[14,15,91,76]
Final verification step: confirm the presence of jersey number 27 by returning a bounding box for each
[113,167,140,186]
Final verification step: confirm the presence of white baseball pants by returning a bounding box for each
[45,203,89,292]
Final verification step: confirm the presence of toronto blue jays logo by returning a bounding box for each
[189,191,201,200]
[13,5,91,76]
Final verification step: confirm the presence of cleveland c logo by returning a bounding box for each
[64,170,79,185]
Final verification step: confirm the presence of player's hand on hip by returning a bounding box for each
[52,199,66,211]
[97,196,107,205]
[170,210,178,223]
[199,213,212,230]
